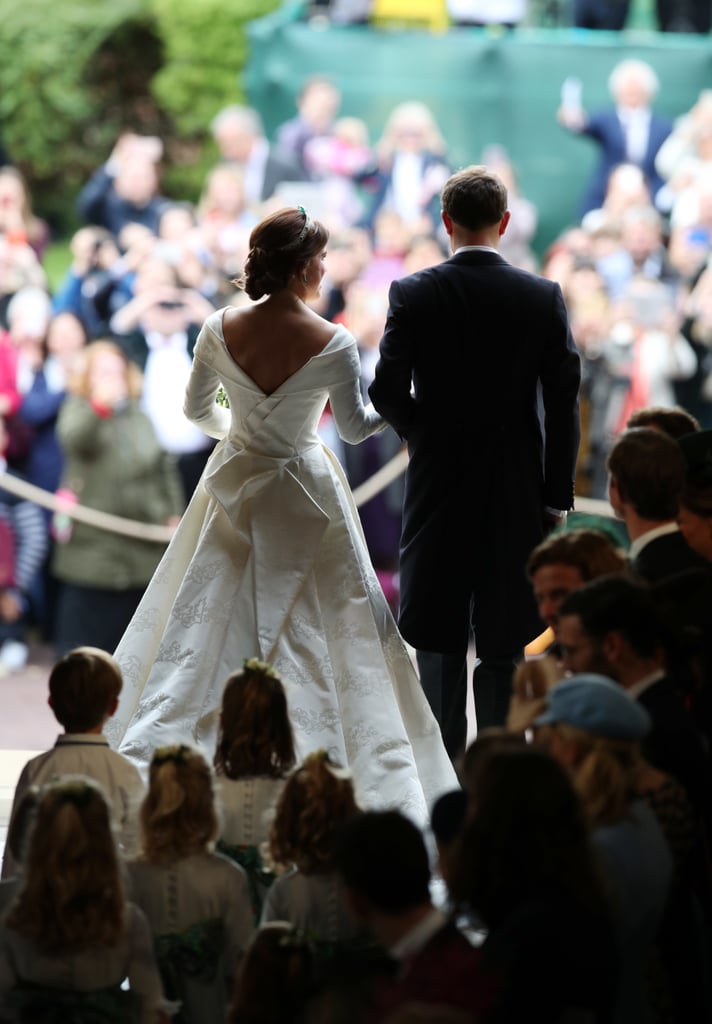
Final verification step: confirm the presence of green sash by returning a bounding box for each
[215,840,275,922]
[154,917,224,1024]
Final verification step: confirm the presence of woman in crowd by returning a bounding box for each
[50,339,184,656]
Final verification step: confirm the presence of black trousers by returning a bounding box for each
[417,646,519,761]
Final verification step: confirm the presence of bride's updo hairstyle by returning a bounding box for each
[240,206,328,301]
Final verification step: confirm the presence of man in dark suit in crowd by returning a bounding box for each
[557,58,672,216]
[209,104,306,207]
[369,165,581,756]
[607,426,708,584]
[332,809,497,1023]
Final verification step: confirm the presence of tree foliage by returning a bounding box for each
[0,0,280,232]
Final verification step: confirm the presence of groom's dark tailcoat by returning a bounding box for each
[369,248,581,741]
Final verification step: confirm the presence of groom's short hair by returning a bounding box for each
[441,165,508,232]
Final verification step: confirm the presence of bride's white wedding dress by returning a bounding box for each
[107,308,457,823]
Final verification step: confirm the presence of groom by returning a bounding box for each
[369,164,581,757]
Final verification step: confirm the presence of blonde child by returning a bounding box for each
[0,777,169,1022]
[213,658,296,920]
[261,750,365,946]
[126,745,254,1024]
[1,646,144,879]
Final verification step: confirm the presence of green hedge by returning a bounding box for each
[0,0,279,235]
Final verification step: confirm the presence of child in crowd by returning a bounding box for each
[0,777,170,1023]
[1,646,144,879]
[227,922,314,1024]
[213,658,296,921]
[261,750,365,947]
[126,744,254,1024]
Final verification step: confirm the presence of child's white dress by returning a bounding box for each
[126,851,254,1024]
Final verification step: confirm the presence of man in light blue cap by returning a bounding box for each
[535,671,676,1024]
[533,672,651,740]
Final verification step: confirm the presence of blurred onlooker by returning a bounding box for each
[51,226,125,338]
[275,75,342,179]
[0,286,53,470]
[109,256,216,502]
[0,234,47,331]
[360,101,451,235]
[77,132,168,237]
[572,0,631,28]
[0,414,48,674]
[0,166,50,259]
[303,116,373,231]
[481,144,539,271]
[446,0,527,26]
[51,340,184,656]
[557,60,673,217]
[655,0,711,32]
[195,163,257,282]
[656,90,712,216]
[209,104,306,208]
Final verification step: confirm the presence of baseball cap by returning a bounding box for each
[533,673,651,740]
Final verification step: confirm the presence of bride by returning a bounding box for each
[107,205,457,824]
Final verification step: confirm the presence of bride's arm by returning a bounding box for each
[183,348,231,440]
[328,341,387,445]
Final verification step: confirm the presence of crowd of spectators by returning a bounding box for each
[0,52,711,663]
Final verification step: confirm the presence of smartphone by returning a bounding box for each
[561,77,583,112]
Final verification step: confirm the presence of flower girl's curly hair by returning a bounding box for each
[5,778,125,954]
[141,745,219,864]
[269,751,361,875]
[214,660,296,780]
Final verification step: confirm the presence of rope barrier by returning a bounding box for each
[0,451,615,546]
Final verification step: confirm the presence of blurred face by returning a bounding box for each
[557,614,610,676]
[88,350,127,394]
[531,565,585,633]
[678,505,712,561]
[615,72,651,109]
[0,175,24,209]
[215,122,254,163]
[303,248,328,300]
[115,160,158,205]
[47,314,86,359]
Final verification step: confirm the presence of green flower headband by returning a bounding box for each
[243,657,279,679]
[152,743,193,767]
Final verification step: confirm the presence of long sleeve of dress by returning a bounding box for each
[183,353,231,440]
[328,341,385,445]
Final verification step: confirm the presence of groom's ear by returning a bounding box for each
[441,211,453,236]
[498,210,511,236]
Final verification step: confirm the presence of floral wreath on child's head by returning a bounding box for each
[50,776,101,807]
[301,748,352,780]
[243,657,279,680]
[152,743,193,767]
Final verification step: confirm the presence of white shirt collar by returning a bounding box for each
[627,668,666,700]
[628,521,680,560]
[389,907,447,961]
[453,244,500,255]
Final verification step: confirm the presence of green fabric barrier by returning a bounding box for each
[246,4,712,254]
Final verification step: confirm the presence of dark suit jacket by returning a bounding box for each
[260,145,308,201]
[369,248,581,654]
[369,921,497,1023]
[637,674,710,813]
[630,529,709,585]
[575,108,672,215]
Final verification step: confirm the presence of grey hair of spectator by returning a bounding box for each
[609,60,660,103]
[6,286,52,334]
[210,104,264,140]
